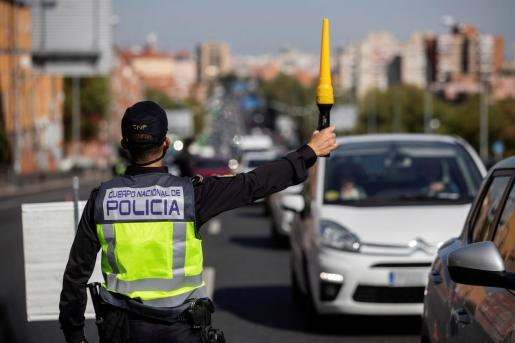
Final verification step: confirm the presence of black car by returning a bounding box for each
[422,156,515,342]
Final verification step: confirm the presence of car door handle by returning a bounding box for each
[430,270,442,285]
[451,307,471,325]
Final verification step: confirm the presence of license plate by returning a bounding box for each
[388,269,428,286]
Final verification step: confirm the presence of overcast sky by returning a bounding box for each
[113,0,515,56]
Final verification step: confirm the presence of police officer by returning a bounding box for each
[59,100,337,343]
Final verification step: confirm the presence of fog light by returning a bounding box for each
[320,272,344,283]
[319,272,343,301]
[320,281,343,301]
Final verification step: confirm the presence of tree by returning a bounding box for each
[355,85,427,134]
[186,98,207,136]
[353,85,515,158]
[63,77,110,142]
[258,73,317,140]
[145,88,207,135]
[259,73,315,107]
[145,88,184,110]
[489,98,515,156]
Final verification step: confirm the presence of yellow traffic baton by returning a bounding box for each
[316,18,334,157]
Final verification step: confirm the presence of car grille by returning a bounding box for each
[353,285,425,303]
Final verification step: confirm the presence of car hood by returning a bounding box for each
[319,204,471,246]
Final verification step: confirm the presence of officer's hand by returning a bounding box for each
[308,126,337,156]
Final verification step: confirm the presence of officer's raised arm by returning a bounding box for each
[194,126,337,227]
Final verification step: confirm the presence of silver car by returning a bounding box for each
[422,156,515,342]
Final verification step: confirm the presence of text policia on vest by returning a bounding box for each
[102,186,185,220]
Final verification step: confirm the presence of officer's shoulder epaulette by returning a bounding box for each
[190,174,204,186]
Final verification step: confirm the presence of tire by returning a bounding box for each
[263,200,271,216]
[297,255,320,327]
[290,260,304,303]
[420,319,431,343]
[270,222,289,248]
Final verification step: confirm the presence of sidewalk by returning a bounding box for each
[0,169,111,200]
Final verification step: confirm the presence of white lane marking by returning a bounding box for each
[207,219,221,235]
[203,266,216,299]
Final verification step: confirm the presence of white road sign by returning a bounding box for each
[22,201,102,321]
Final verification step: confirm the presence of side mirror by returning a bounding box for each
[448,241,515,289]
[281,194,304,213]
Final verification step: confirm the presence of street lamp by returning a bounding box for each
[424,52,434,134]
[478,37,490,161]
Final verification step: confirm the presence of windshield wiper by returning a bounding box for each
[398,193,461,201]
[398,193,434,200]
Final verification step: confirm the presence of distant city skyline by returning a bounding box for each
[113,0,515,56]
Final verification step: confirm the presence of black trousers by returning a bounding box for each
[100,306,203,343]
[128,317,202,343]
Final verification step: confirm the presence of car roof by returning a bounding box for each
[242,150,279,159]
[336,133,464,145]
[491,156,515,170]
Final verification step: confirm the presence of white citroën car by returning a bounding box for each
[286,134,486,315]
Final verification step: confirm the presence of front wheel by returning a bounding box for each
[271,221,289,248]
[290,258,304,303]
[420,319,431,343]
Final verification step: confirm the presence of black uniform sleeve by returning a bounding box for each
[194,144,316,227]
[59,189,101,343]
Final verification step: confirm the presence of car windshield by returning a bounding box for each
[323,140,482,206]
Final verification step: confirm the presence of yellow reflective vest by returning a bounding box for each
[94,173,205,307]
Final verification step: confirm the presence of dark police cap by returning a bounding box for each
[121,101,168,146]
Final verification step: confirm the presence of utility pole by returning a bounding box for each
[424,60,433,133]
[392,87,401,132]
[479,34,489,161]
[479,75,489,160]
[12,2,21,176]
[73,176,80,231]
[423,85,433,133]
[367,89,377,133]
[71,77,81,161]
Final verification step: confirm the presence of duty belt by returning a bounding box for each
[99,287,192,324]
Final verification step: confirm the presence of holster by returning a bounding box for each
[183,299,226,343]
[87,283,104,332]
[88,283,129,343]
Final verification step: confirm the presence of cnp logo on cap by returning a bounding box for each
[132,123,149,131]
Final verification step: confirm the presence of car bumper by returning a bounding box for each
[310,248,432,315]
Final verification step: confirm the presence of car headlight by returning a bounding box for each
[320,220,361,252]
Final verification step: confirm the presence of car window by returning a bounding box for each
[323,141,482,206]
[493,181,515,273]
[471,176,511,242]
